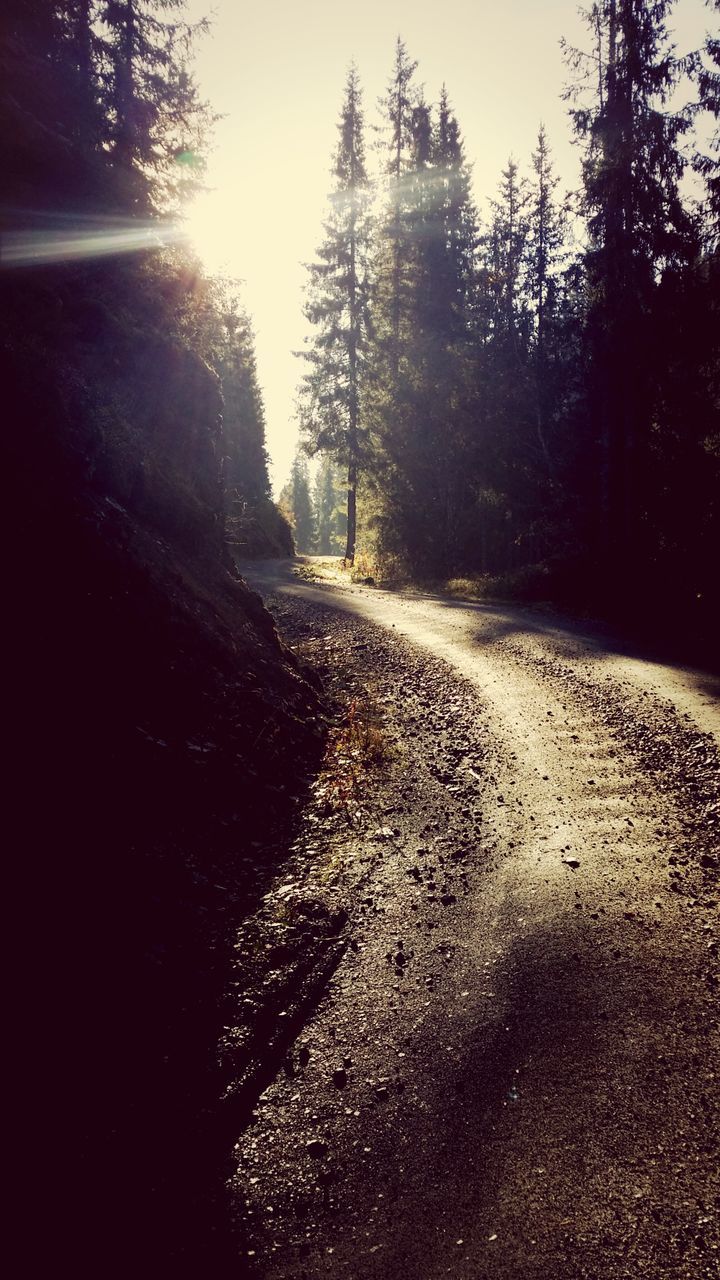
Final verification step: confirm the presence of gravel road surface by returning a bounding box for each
[231,560,720,1280]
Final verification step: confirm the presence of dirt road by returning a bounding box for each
[232,561,720,1279]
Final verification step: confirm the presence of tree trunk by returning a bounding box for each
[344,458,357,564]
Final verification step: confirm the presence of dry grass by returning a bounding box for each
[292,557,350,585]
[443,574,494,600]
[312,696,389,823]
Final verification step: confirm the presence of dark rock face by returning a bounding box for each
[229,496,295,558]
[4,262,323,1273]
[118,337,226,555]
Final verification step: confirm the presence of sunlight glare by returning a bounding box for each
[1,217,186,267]
[184,180,329,494]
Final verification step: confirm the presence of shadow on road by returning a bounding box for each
[241,558,720,704]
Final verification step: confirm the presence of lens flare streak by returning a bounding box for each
[1,220,186,268]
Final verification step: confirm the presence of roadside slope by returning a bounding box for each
[8,327,324,1272]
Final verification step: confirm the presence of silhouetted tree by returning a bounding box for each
[298,64,371,563]
[99,0,209,212]
[695,0,720,233]
[313,456,347,554]
[280,452,315,554]
[564,0,693,594]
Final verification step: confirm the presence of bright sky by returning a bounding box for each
[183,0,712,494]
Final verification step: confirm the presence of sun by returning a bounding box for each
[183,188,239,277]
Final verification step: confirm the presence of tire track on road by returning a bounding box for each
[234,565,719,1279]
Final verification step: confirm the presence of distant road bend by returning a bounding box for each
[237,558,720,1280]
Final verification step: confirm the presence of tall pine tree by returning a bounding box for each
[99,0,209,213]
[695,0,720,233]
[298,64,371,563]
[528,125,567,477]
[313,456,347,555]
[367,71,480,575]
[280,452,315,554]
[564,0,692,595]
[373,38,419,382]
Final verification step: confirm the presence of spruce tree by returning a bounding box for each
[282,452,315,555]
[528,128,565,359]
[695,0,720,232]
[367,73,480,575]
[374,38,419,379]
[485,158,531,343]
[431,87,479,343]
[476,156,532,555]
[406,91,480,572]
[313,456,346,555]
[99,0,209,213]
[298,64,371,563]
[363,39,422,571]
[528,126,567,474]
[217,303,272,508]
[1,1,107,210]
[564,0,692,592]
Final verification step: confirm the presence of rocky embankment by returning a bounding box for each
[5,292,323,1271]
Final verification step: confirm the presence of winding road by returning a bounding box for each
[234,560,720,1279]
